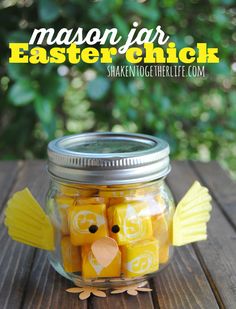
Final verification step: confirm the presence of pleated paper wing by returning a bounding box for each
[5,188,54,250]
[172,181,212,246]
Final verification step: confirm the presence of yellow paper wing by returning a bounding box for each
[5,188,54,251]
[172,181,212,246]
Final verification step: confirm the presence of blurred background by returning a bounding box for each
[0,0,236,176]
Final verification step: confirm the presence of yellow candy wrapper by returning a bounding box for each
[68,203,108,246]
[152,213,169,242]
[107,201,153,245]
[4,179,212,284]
[82,245,121,278]
[61,236,81,273]
[159,244,170,264]
[60,183,98,197]
[56,195,75,235]
[75,197,107,205]
[121,238,159,278]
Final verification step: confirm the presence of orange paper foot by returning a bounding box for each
[111,281,152,296]
[66,286,106,300]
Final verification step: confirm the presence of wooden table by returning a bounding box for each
[0,160,235,309]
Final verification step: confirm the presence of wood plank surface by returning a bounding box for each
[152,161,222,309]
[0,161,48,309]
[192,161,236,228]
[168,161,236,309]
[2,161,89,309]
[0,160,235,309]
[151,246,219,309]
[88,282,155,309]
[21,250,87,309]
[0,161,21,211]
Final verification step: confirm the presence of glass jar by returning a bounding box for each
[46,132,175,287]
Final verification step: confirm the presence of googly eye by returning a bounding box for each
[111,225,120,233]
[89,225,98,233]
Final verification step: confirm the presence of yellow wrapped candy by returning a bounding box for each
[159,244,170,264]
[56,195,75,235]
[60,183,98,197]
[108,197,127,206]
[152,211,172,264]
[152,213,169,243]
[108,196,144,207]
[68,203,108,246]
[81,245,121,278]
[61,236,81,273]
[75,197,107,205]
[121,238,159,278]
[99,189,136,198]
[100,183,156,199]
[107,201,153,245]
[134,184,158,197]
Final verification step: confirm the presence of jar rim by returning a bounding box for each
[47,132,171,185]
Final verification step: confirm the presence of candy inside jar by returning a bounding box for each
[47,180,175,286]
[5,132,212,290]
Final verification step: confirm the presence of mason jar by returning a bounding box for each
[46,132,175,287]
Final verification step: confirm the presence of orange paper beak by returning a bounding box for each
[91,236,119,267]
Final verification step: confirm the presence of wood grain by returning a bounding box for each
[0,161,51,309]
[192,161,236,229]
[151,245,219,309]
[0,161,21,211]
[1,160,235,309]
[88,282,155,309]
[5,161,89,309]
[168,161,236,309]
[21,250,87,309]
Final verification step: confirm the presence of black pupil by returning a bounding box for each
[89,225,98,233]
[112,225,120,233]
